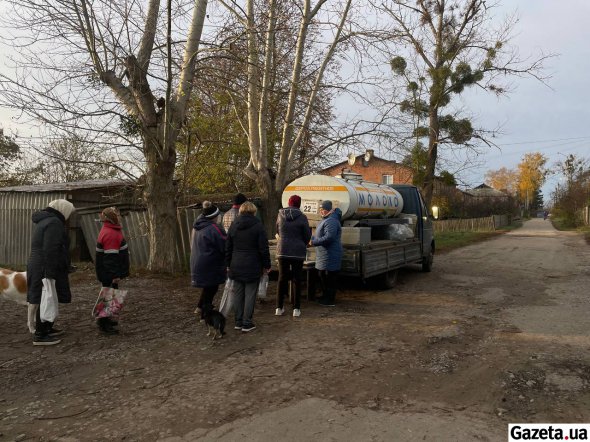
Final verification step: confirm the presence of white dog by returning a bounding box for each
[0,268,37,333]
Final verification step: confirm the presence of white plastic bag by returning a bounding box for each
[40,278,59,322]
[219,278,235,317]
[257,274,269,299]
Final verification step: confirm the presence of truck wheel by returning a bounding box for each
[422,250,434,272]
[375,269,398,289]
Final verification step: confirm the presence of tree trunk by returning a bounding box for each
[144,138,178,272]
[260,185,282,239]
[423,106,439,207]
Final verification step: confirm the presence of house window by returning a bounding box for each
[382,174,393,184]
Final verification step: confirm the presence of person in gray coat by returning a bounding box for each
[27,199,75,346]
[310,201,342,306]
[275,195,311,317]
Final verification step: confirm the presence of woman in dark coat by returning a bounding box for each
[27,199,75,346]
[225,201,271,332]
[190,202,227,319]
[275,194,311,317]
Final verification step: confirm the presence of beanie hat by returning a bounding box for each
[48,199,75,221]
[202,201,220,219]
[101,207,120,225]
[233,193,247,205]
[288,195,302,208]
[321,200,333,211]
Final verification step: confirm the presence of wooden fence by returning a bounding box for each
[433,215,510,233]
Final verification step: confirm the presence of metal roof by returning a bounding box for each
[0,179,134,193]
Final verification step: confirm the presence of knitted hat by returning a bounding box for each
[101,207,120,225]
[233,193,247,205]
[48,199,75,221]
[321,200,332,211]
[288,195,302,208]
[202,201,220,219]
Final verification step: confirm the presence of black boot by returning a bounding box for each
[98,318,118,335]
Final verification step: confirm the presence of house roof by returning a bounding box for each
[319,153,411,172]
[464,184,509,198]
[0,179,134,193]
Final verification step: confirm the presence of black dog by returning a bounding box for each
[202,305,226,340]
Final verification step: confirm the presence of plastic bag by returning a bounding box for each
[386,224,415,241]
[92,287,128,320]
[219,278,235,318]
[40,278,59,322]
[257,273,269,299]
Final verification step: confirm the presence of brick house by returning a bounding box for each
[319,149,414,184]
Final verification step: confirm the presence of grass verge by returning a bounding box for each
[435,222,522,255]
[551,217,590,245]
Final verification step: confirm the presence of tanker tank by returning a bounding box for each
[282,173,403,220]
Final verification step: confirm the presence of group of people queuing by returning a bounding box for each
[26,201,129,346]
[190,192,344,333]
[23,190,343,346]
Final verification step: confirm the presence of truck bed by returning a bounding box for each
[269,238,422,279]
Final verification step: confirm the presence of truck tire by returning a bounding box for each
[422,249,434,272]
[374,269,398,289]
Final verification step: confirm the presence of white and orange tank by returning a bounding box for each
[282,172,403,220]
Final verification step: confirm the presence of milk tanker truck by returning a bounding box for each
[276,171,435,288]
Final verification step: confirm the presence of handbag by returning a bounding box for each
[257,274,269,299]
[219,278,235,318]
[40,278,59,322]
[92,286,128,320]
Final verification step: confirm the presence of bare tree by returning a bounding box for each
[375,0,551,206]
[215,0,357,231]
[0,0,208,271]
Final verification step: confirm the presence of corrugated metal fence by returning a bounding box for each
[77,206,204,270]
[0,191,67,267]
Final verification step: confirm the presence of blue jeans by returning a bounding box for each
[234,280,258,327]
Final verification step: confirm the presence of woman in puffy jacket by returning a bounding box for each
[275,195,311,317]
[95,207,130,334]
[310,201,342,306]
[27,199,76,346]
[225,201,271,332]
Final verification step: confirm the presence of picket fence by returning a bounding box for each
[433,215,510,233]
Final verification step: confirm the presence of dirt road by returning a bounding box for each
[1,218,589,441]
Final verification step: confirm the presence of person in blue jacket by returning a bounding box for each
[311,200,342,306]
[190,201,227,320]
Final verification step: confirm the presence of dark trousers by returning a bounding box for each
[234,280,258,327]
[197,285,219,317]
[318,270,338,304]
[277,258,304,309]
[35,306,53,337]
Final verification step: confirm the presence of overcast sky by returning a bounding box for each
[1,1,588,201]
[459,0,590,199]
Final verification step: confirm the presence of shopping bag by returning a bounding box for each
[219,278,235,318]
[92,287,128,320]
[40,278,59,322]
[257,274,269,299]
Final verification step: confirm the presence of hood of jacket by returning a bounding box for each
[233,214,260,230]
[194,214,216,231]
[103,220,122,231]
[279,207,303,222]
[323,208,342,221]
[31,208,64,225]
